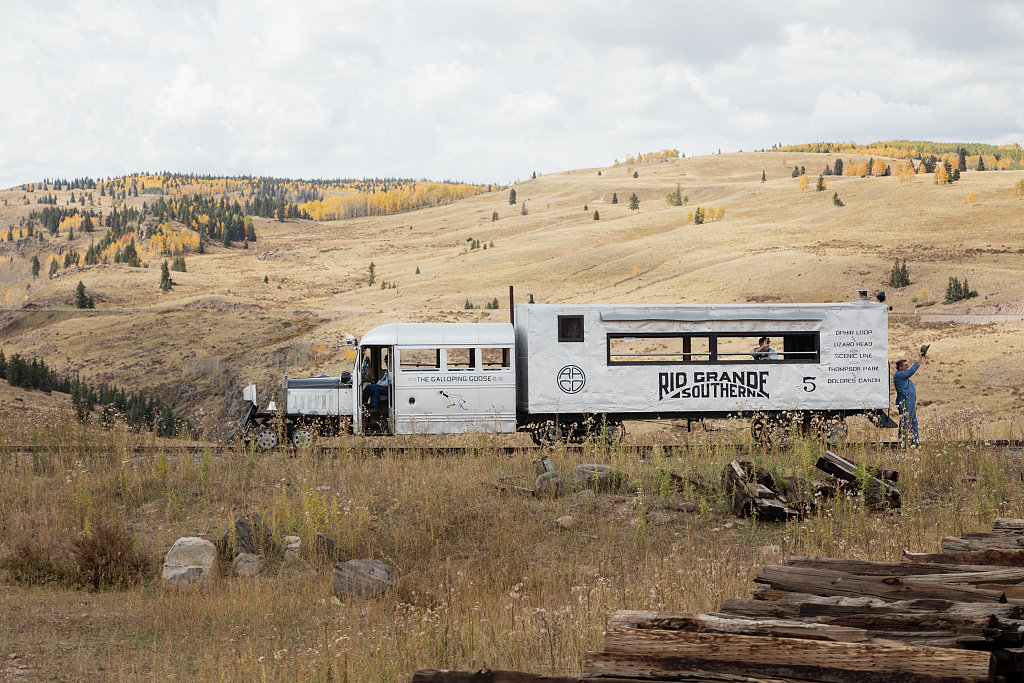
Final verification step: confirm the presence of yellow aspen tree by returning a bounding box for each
[857,161,869,177]
[717,206,725,220]
[872,158,887,176]
[1015,179,1024,198]
[798,173,810,191]
[935,165,950,184]
[967,191,976,203]
[845,162,858,176]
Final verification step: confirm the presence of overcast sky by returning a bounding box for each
[2,0,1023,190]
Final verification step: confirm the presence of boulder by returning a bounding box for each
[282,536,301,562]
[555,515,575,529]
[162,537,217,586]
[573,489,596,503]
[218,512,274,559]
[647,511,676,525]
[233,553,263,577]
[332,559,392,599]
[534,472,564,498]
[568,464,626,492]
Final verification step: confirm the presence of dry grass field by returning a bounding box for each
[2,152,1024,680]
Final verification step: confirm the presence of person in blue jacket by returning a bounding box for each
[893,353,925,445]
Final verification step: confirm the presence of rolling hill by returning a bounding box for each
[2,150,1023,437]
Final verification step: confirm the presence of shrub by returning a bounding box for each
[0,536,74,586]
[73,520,152,591]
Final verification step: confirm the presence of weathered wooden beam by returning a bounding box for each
[941,536,1024,553]
[413,671,581,683]
[993,518,1024,532]
[903,548,1024,566]
[414,668,787,683]
[754,565,1007,602]
[608,610,869,643]
[816,450,901,509]
[786,556,995,576]
[594,629,993,682]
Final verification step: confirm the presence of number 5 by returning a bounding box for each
[802,377,816,392]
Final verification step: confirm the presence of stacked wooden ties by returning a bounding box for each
[416,518,1024,682]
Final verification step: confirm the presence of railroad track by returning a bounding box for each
[1,439,1022,458]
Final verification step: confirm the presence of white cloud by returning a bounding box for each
[0,0,1023,188]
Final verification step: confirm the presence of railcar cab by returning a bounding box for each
[353,322,516,436]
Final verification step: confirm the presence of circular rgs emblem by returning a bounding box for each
[557,365,586,394]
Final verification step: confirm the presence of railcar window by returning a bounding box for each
[399,348,440,371]
[481,347,511,369]
[445,348,475,370]
[715,333,819,363]
[607,335,711,364]
[558,315,584,342]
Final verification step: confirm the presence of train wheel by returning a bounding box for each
[816,416,848,446]
[600,420,625,444]
[254,428,278,450]
[764,419,792,448]
[291,427,315,450]
[538,421,565,445]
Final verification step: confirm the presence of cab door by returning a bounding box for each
[354,345,393,435]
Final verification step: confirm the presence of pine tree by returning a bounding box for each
[159,260,172,290]
[74,281,94,308]
[816,174,825,191]
[833,158,843,176]
[593,210,599,220]
[694,207,704,225]
[832,192,844,207]
[958,148,967,172]
[415,266,420,274]
[761,170,766,182]
[976,156,986,171]
[31,255,40,278]
[629,193,639,211]
[792,166,800,178]
[491,211,498,221]
[521,202,528,215]
[48,258,58,277]
[368,262,375,286]
[611,193,618,204]
[508,188,516,205]
[82,215,94,232]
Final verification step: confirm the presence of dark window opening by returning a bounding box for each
[606,332,819,365]
[558,315,584,342]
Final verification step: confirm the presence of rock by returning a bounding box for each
[535,472,564,498]
[679,501,698,513]
[573,489,596,502]
[568,464,626,492]
[647,511,675,525]
[332,559,392,599]
[162,537,217,586]
[724,522,735,529]
[218,512,274,559]
[555,515,575,529]
[233,553,263,577]
[282,536,301,561]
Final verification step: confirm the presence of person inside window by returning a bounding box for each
[750,336,778,361]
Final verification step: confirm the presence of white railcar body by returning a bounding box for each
[241,297,893,445]
[514,301,889,418]
[359,322,516,435]
[283,375,354,417]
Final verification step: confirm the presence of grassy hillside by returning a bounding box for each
[2,152,1024,436]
